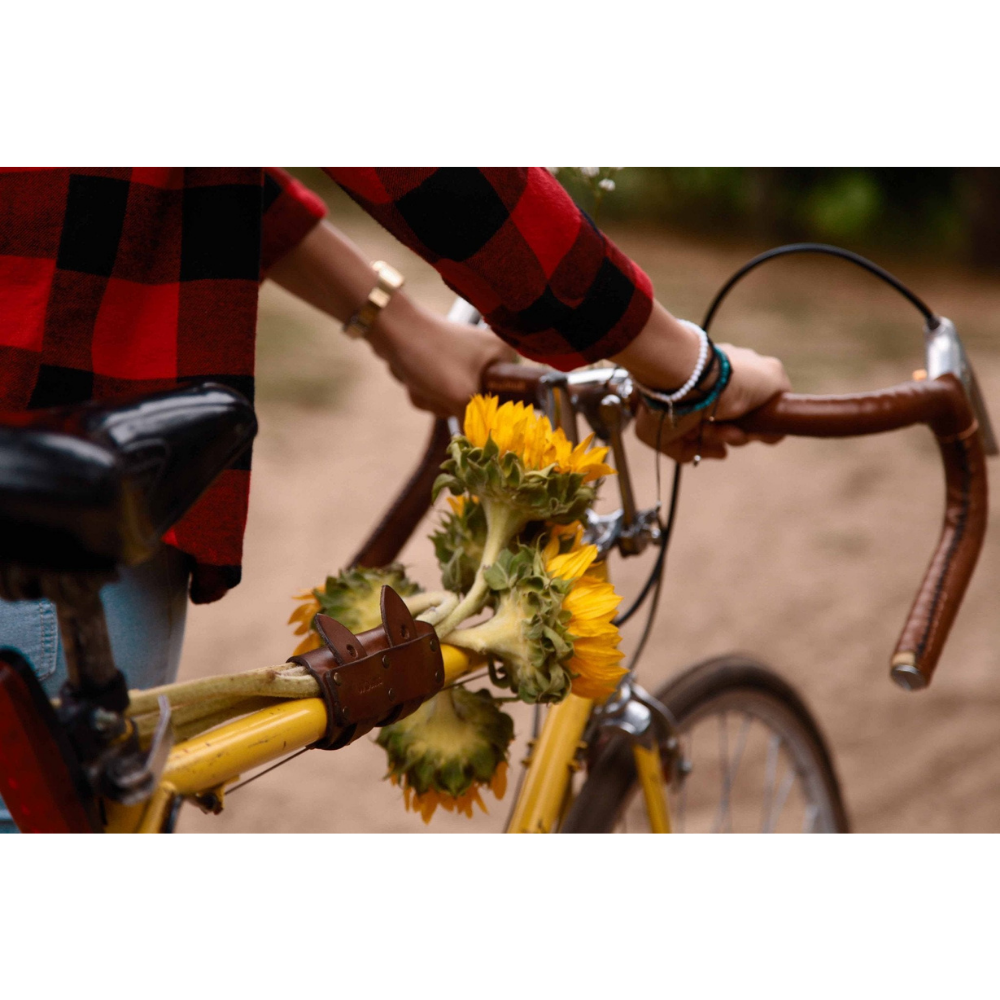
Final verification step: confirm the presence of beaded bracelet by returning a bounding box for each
[633,320,711,411]
[637,345,732,423]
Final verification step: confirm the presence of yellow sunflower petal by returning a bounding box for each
[490,761,508,800]
[464,394,498,449]
[570,662,628,702]
[292,632,323,656]
[547,544,599,583]
[564,578,622,621]
[462,392,616,481]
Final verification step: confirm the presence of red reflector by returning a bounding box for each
[0,651,99,833]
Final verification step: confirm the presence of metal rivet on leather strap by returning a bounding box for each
[382,654,390,669]
[387,688,394,700]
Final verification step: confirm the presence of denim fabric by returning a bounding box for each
[0,545,190,832]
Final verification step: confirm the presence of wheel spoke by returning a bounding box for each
[764,765,796,833]
[760,733,782,832]
[572,662,846,836]
[711,713,731,833]
[710,713,752,833]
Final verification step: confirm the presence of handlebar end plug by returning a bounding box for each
[890,661,927,692]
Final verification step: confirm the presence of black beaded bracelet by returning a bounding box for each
[638,346,732,420]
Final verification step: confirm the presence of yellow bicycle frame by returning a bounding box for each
[107,598,672,834]
[106,644,672,834]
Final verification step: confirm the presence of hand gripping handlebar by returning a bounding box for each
[735,374,987,691]
[481,364,988,692]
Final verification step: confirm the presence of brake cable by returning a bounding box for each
[701,242,938,331]
[616,241,939,666]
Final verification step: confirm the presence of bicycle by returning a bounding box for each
[0,245,992,833]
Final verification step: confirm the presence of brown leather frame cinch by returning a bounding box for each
[290,586,444,749]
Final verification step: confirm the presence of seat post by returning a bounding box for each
[52,577,120,695]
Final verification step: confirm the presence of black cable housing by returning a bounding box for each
[700,242,938,331]
[619,241,937,672]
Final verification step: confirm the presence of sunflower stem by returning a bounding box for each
[415,592,459,627]
[435,500,528,637]
[404,591,455,619]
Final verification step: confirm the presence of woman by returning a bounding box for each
[0,166,787,830]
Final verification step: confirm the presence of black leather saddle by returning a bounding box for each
[0,383,257,573]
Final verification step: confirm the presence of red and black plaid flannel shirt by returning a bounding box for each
[0,167,652,603]
[330,168,653,370]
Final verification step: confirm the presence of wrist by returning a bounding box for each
[611,302,703,388]
[343,260,405,340]
[637,344,733,420]
[366,294,431,355]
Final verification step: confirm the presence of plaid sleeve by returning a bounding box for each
[325,168,653,371]
[260,167,327,275]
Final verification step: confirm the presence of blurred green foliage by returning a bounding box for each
[557,168,999,269]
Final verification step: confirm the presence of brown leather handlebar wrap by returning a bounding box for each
[481,363,546,405]
[736,375,988,691]
[289,586,444,749]
[480,362,988,691]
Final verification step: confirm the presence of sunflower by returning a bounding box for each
[430,494,487,595]
[378,687,514,823]
[288,590,323,656]
[287,565,421,655]
[462,394,614,483]
[561,575,627,702]
[447,525,626,704]
[433,395,615,637]
[390,764,508,823]
[542,528,626,701]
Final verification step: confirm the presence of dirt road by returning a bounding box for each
[178,187,1000,833]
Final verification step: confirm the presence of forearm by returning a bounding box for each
[265,217,513,417]
[266,218,424,341]
[609,301,704,390]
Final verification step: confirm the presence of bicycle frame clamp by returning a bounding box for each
[289,585,444,750]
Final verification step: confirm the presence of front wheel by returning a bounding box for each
[562,656,849,833]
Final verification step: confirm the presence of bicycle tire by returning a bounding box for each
[561,655,849,833]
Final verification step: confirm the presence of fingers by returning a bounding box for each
[708,422,750,447]
[635,400,785,463]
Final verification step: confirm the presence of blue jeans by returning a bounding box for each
[0,545,190,832]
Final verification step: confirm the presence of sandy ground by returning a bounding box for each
[178,187,1000,833]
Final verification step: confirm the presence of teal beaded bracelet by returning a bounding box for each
[638,346,732,421]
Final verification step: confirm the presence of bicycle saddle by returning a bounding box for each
[0,383,257,572]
